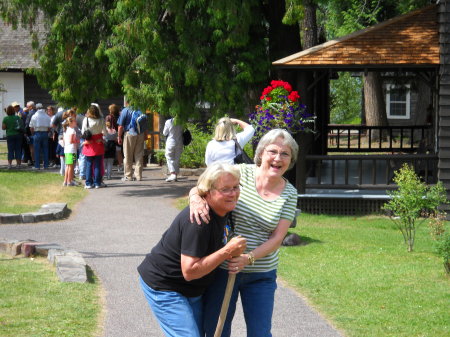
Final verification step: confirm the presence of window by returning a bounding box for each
[386,84,410,119]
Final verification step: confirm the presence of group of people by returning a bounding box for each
[2,101,56,169]
[1,101,140,188]
[139,113,299,337]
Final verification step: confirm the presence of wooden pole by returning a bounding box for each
[213,274,236,337]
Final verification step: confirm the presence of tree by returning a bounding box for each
[330,72,362,124]
[0,0,432,120]
[105,0,270,120]
[0,0,121,110]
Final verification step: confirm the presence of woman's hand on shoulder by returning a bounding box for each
[189,193,210,224]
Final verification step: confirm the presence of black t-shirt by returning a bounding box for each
[138,207,227,297]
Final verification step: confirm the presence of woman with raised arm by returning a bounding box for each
[204,117,254,166]
[138,162,247,337]
[189,129,298,337]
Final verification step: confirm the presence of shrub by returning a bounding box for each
[435,232,450,274]
[383,164,448,252]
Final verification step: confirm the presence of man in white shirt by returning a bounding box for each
[29,103,52,169]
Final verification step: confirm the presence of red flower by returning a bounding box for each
[288,91,300,102]
[270,80,292,93]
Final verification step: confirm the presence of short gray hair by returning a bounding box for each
[197,162,240,196]
[254,129,299,170]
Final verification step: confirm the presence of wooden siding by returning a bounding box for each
[438,1,450,213]
[24,74,56,107]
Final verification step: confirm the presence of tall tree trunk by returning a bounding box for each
[301,0,318,49]
[364,72,387,140]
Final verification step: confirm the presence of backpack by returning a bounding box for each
[182,129,192,146]
[129,109,148,135]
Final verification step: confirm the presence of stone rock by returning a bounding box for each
[40,203,68,219]
[0,213,22,224]
[33,211,55,222]
[55,255,87,283]
[0,239,20,256]
[35,243,64,257]
[21,213,36,223]
[47,248,66,264]
[47,249,83,264]
[22,241,43,257]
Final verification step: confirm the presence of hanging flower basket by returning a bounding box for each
[249,80,314,143]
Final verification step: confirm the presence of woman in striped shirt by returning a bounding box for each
[189,129,299,337]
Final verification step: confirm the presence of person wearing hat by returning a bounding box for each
[11,101,22,114]
[29,103,52,169]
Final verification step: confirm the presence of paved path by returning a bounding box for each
[0,165,343,337]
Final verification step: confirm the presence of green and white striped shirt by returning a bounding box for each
[224,164,298,273]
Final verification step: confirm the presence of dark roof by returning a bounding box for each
[273,4,439,70]
[0,19,47,69]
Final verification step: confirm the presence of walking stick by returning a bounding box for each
[213,273,236,337]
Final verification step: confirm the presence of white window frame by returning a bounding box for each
[386,83,411,119]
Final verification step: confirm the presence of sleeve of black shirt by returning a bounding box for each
[180,220,211,259]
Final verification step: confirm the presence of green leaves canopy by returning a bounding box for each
[0,0,269,119]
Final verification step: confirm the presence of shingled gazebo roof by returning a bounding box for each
[273,4,439,71]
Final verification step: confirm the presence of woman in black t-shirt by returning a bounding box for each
[138,162,246,337]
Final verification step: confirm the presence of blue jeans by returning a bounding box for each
[85,155,102,187]
[139,276,203,337]
[203,268,277,337]
[78,142,86,177]
[33,131,49,168]
[7,134,23,161]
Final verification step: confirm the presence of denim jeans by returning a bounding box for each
[78,142,86,177]
[6,134,23,161]
[139,276,203,337]
[203,268,277,337]
[33,131,49,168]
[85,155,102,187]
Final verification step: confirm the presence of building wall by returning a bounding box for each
[0,71,24,138]
[438,0,450,214]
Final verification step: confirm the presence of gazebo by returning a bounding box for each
[272,4,450,215]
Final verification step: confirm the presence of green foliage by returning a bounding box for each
[0,0,121,110]
[107,0,269,120]
[383,164,448,252]
[435,232,450,274]
[179,123,211,168]
[330,72,362,124]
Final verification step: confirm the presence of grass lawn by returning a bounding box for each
[0,254,102,337]
[278,213,450,337]
[0,142,7,160]
[0,169,87,214]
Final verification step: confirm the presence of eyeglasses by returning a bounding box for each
[265,149,291,159]
[214,185,241,195]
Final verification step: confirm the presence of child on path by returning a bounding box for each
[62,117,79,186]
[104,117,118,179]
